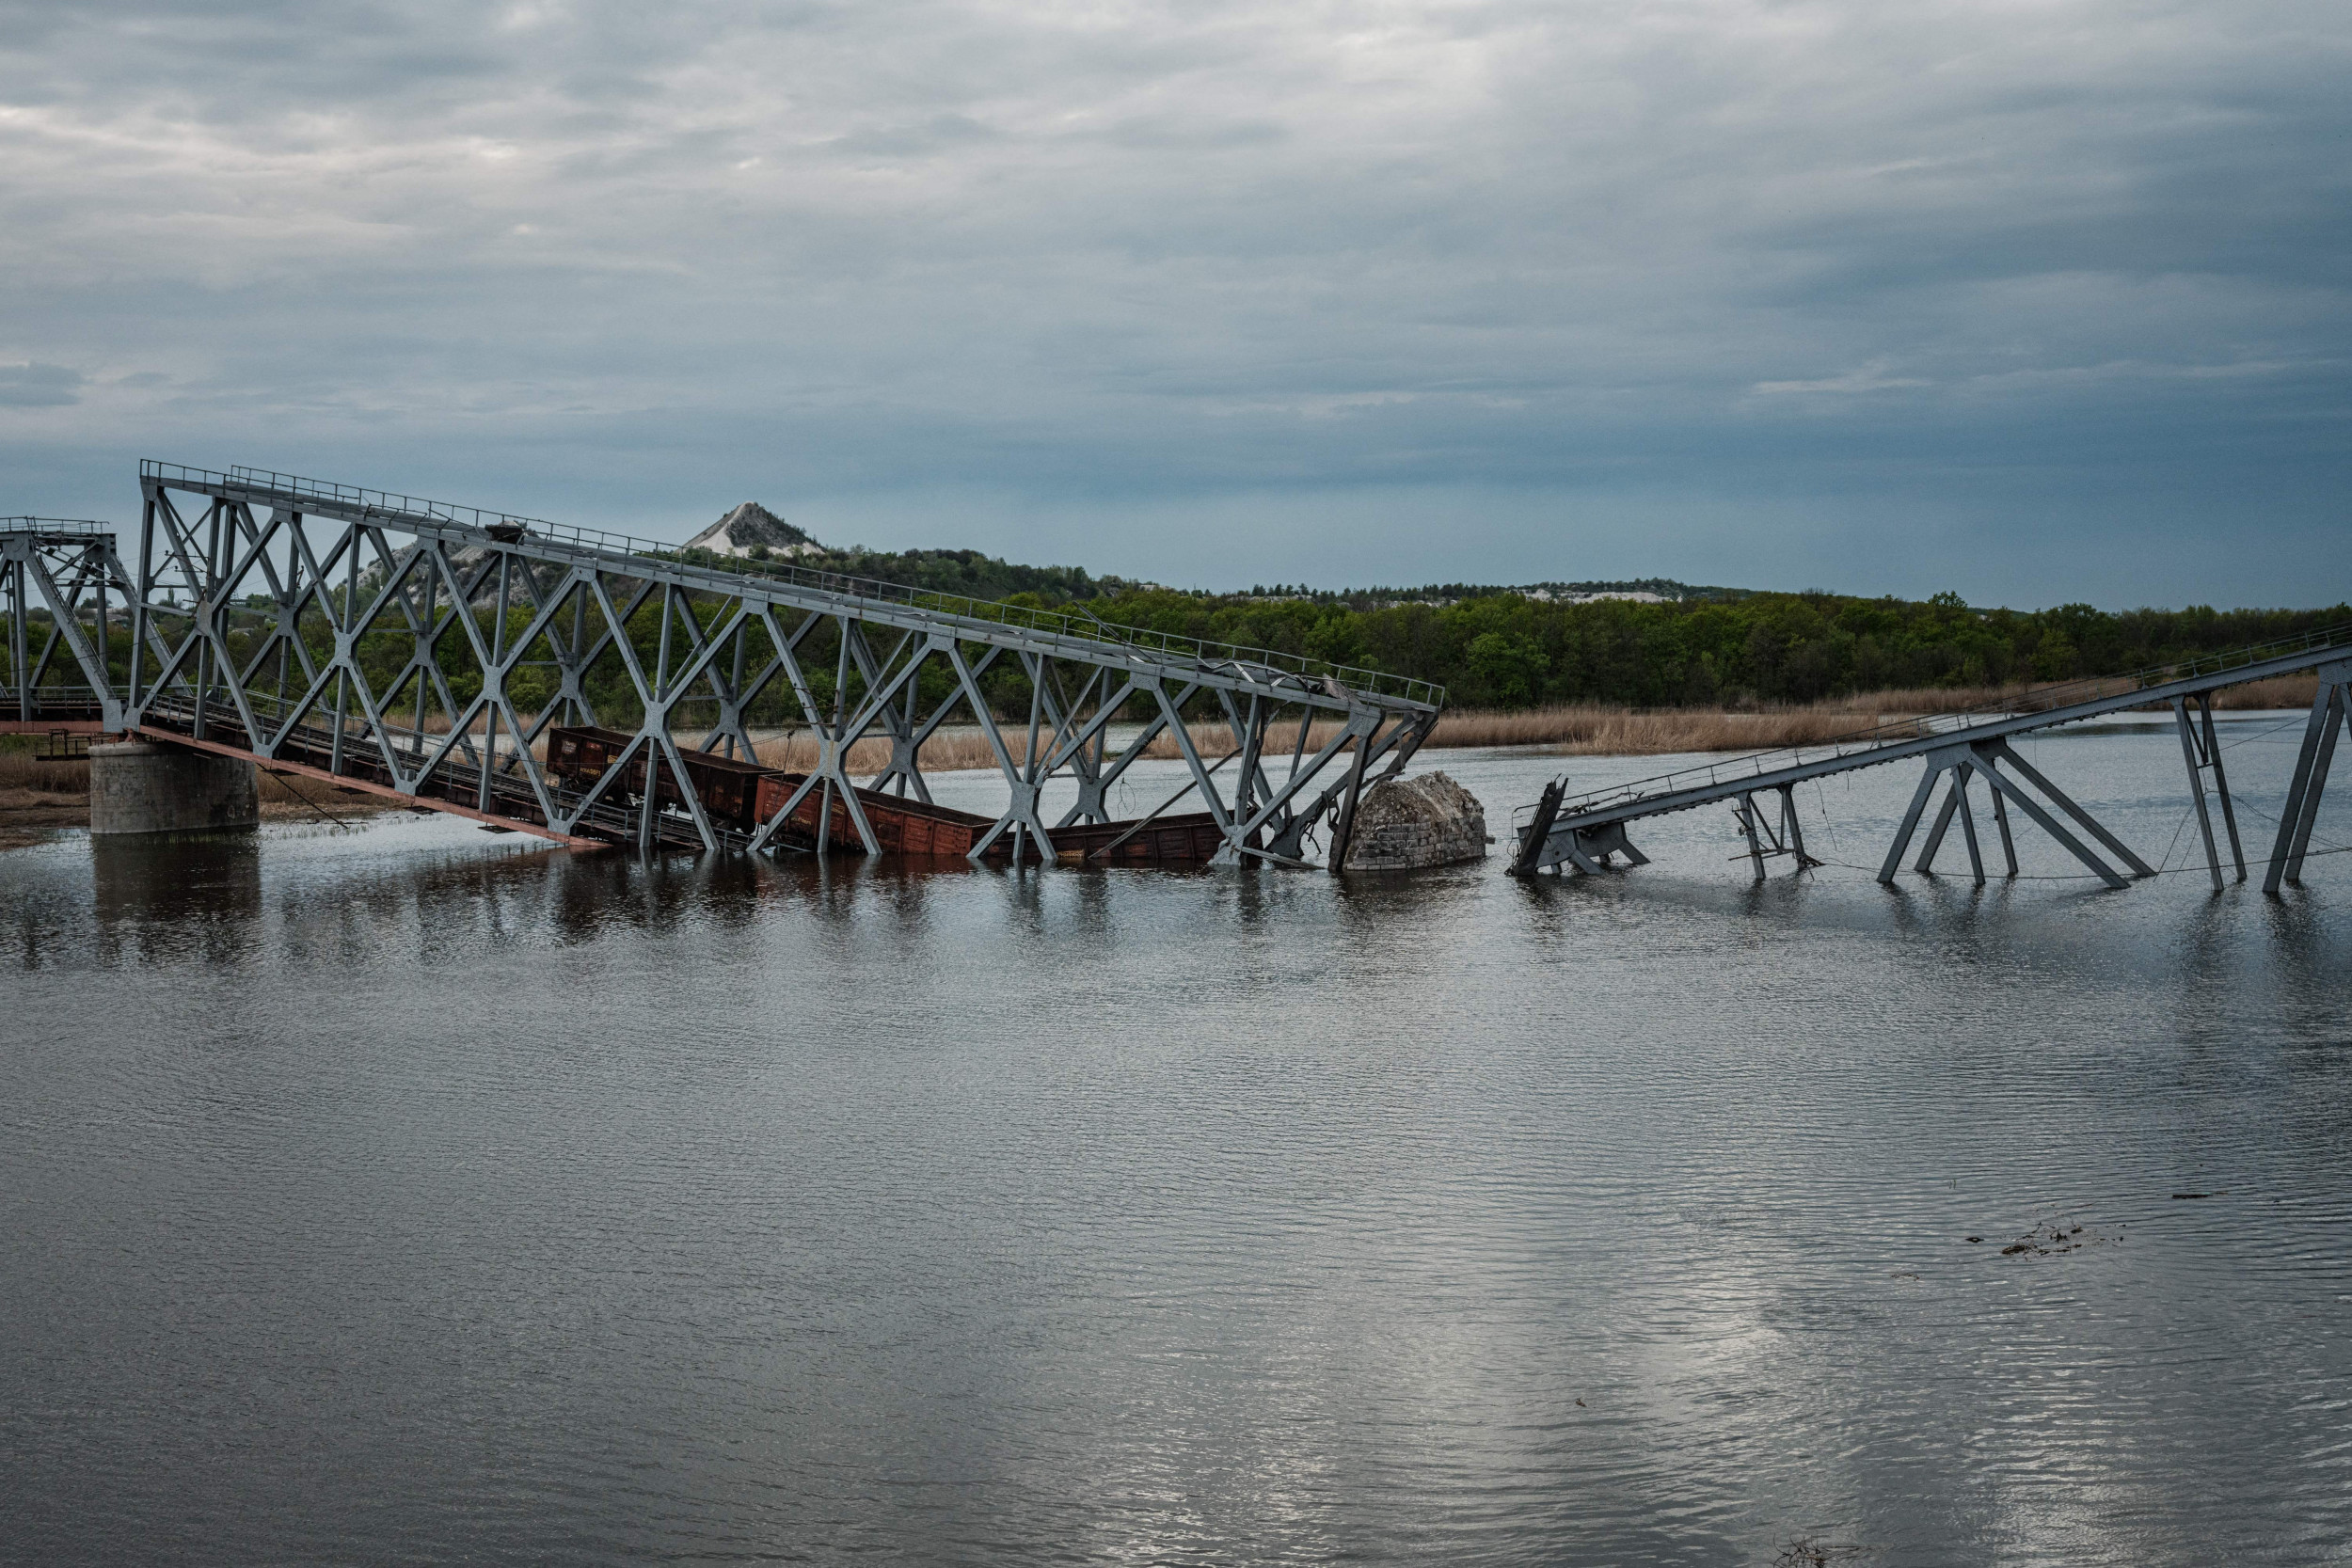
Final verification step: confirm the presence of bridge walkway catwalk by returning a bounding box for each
[4,467,1444,867]
[1511,626,2352,896]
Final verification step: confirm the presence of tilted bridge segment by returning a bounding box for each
[5,465,1444,867]
[1511,626,2352,897]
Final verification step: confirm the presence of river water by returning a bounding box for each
[4,715,2348,1565]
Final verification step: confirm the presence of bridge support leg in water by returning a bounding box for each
[2266,662,2352,893]
[1731,788,1820,880]
[2174,694,2247,891]
[89,740,257,835]
[1883,744,2137,890]
[1914,764,1987,885]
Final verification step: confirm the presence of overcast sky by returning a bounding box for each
[2,0,2344,605]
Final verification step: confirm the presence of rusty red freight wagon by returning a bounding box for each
[547,725,771,833]
[550,724,1236,863]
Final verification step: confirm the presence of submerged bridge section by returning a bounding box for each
[1512,627,2352,896]
[6,465,1442,867]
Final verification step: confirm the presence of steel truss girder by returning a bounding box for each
[1880,740,2149,891]
[2,522,135,730]
[1518,638,2352,886]
[119,467,1442,866]
[1524,633,2352,866]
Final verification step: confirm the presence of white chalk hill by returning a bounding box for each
[684,502,820,560]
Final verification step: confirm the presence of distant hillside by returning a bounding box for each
[661,508,2346,709]
[675,504,1131,604]
[675,507,1743,610]
[1239,578,1745,610]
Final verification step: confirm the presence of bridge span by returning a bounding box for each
[5,465,1444,867]
[1511,626,2352,895]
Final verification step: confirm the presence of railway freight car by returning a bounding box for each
[751,774,1244,864]
[546,725,771,833]
[548,724,1243,863]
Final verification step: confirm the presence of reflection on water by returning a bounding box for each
[91,832,263,941]
[3,729,2349,1566]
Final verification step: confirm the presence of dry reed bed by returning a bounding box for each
[0,749,396,821]
[3,667,2325,813]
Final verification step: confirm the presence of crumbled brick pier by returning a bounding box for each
[1342,771,1488,870]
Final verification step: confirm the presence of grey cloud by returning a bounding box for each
[0,0,2344,604]
[0,362,82,406]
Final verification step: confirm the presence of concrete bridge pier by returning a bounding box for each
[89,740,258,835]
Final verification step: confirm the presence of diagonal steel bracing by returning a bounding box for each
[2,520,137,732]
[110,461,1442,865]
[1517,632,2352,895]
[2265,661,2352,893]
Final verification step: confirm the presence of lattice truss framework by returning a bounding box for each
[123,466,1442,863]
[2,519,136,730]
[1513,637,2352,895]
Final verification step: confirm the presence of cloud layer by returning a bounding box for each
[2,0,2345,602]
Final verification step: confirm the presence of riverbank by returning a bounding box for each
[752,672,2323,773]
[5,673,2317,848]
[0,749,405,851]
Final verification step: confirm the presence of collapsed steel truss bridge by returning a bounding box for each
[1513,628,2352,895]
[3,465,1444,865]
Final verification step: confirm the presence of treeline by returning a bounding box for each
[691,543,1126,607]
[1061,588,2349,709]
[82,559,2350,726]
[695,545,2348,707]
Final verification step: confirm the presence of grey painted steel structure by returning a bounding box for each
[1512,628,2352,895]
[104,462,1441,863]
[1,518,135,731]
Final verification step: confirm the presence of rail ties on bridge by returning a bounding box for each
[1512,634,2352,895]
[4,467,1447,870]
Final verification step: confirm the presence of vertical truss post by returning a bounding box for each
[8,555,26,721]
[478,552,512,814]
[1735,793,1767,880]
[2197,695,2246,882]
[2174,697,2225,893]
[1776,785,1819,869]
[2266,673,2348,893]
[1016,651,1048,866]
[128,498,149,716]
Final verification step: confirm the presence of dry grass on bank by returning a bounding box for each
[2207,673,2320,710]
[2,667,2328,846]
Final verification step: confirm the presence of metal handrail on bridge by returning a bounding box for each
[143,461,1442,709]
[2,517,116,537]
[128,460,1438,866]
[1513,618,2352,895]
[1533,618,2352,824]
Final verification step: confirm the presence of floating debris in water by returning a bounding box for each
[1994,1220,2111,1257]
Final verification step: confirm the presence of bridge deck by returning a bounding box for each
[8,467,1444,869]
[1514,623,2352,894]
